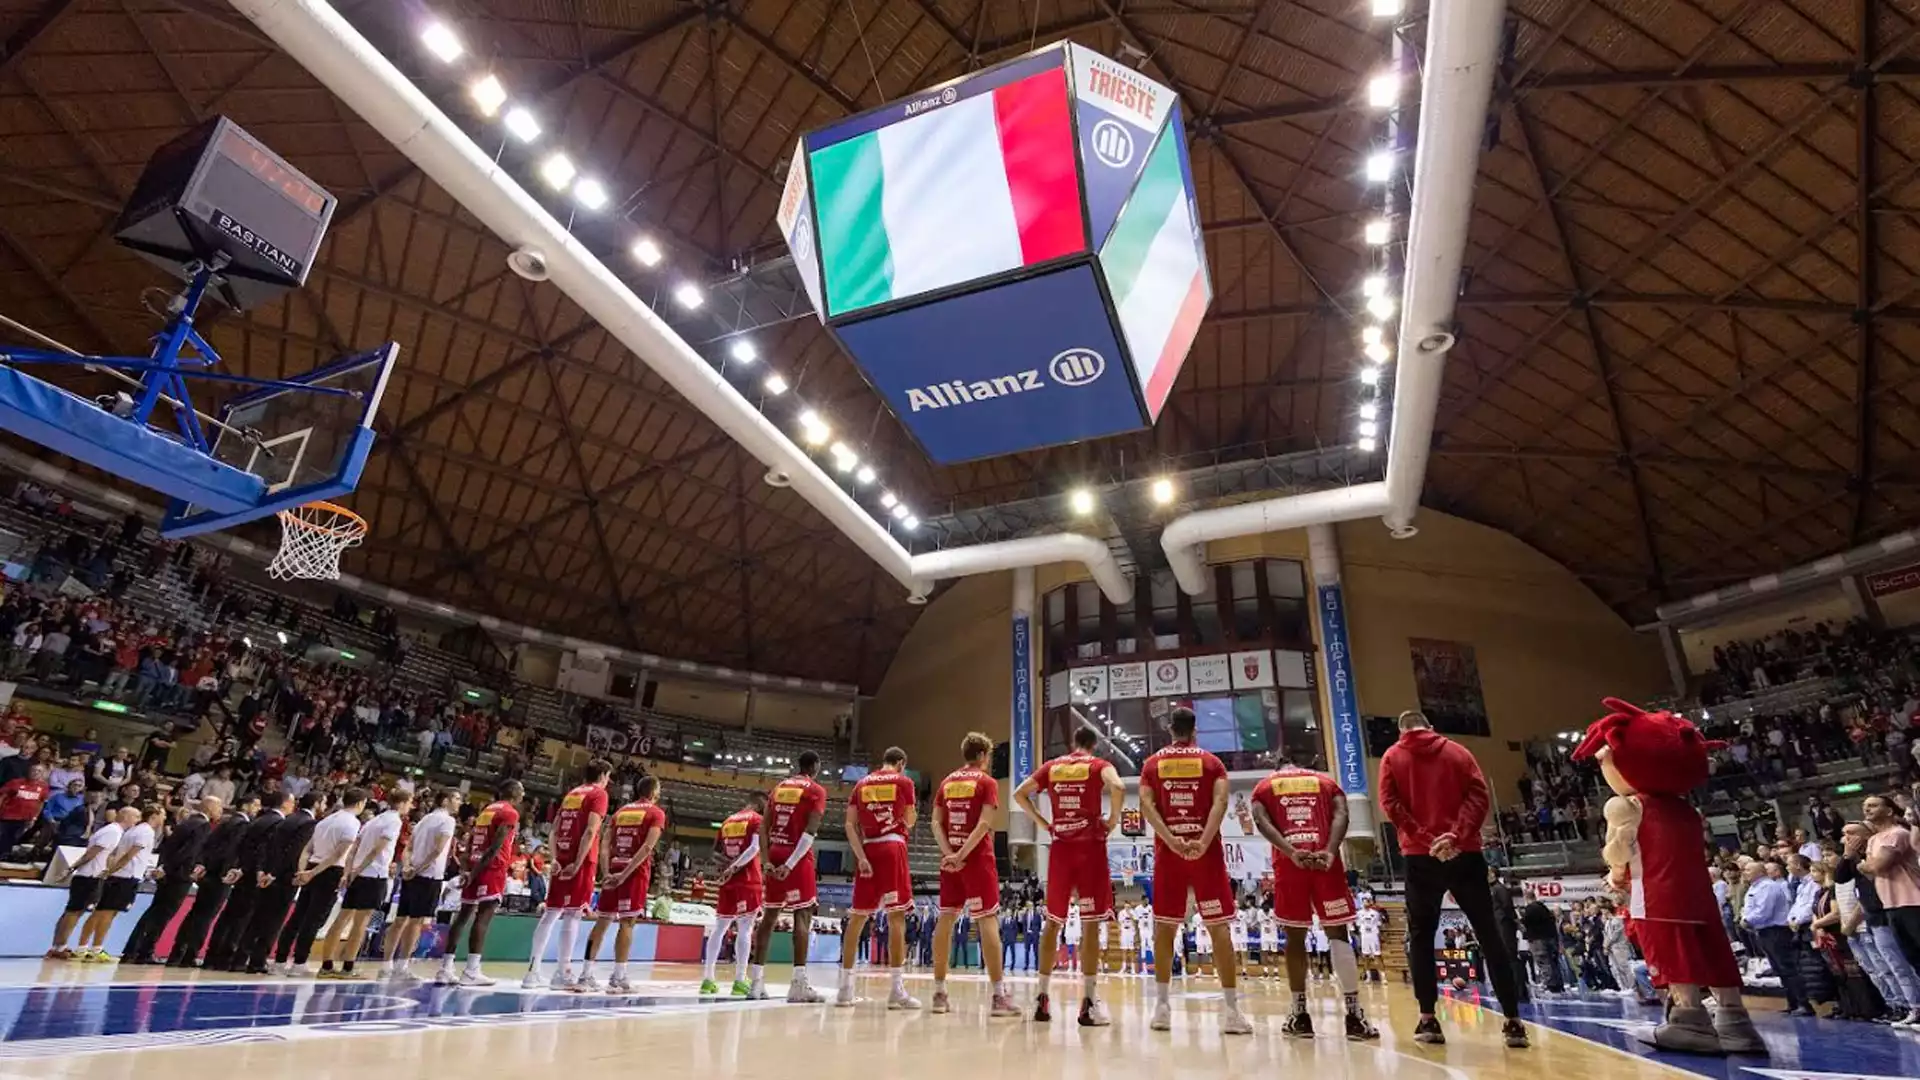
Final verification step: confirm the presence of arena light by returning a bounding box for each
[1371,0,1404,15]
[1150,477,1175,505]
[880,491,899,509]
[630,236,663,267]
[276,630,289,645]
[828,443,858,473]
[902,515,919,531]
[798,410,829,445]
[573,177,609,211]
[1364,340,1391,364]
[1366,294,1397,320]
[503,106,541,143]
[729,340,757,364]
[890,502,910,521]
[1361,324,1384,347]
[1361,274,1387,299]
[1364,218,1391,246]
[855,465,876,485]
[469,74,507,117]
[1358,420,1379,438]
[762,373,788,395]
[1367,72,1402,109]
[420,20,464,63]
[1360,365,1383,386]
[1069,488,1096,516]
[1365,150,1394,182]
[1358,435,1378,452]
[1359,401,1379,421]
[672,282,704,310]
[538,153,576,190]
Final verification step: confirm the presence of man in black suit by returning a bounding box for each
[123,797,221,964]
[242,792,319,974]
[170,793,258,967]
[208,792,290,969]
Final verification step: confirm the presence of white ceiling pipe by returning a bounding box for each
[1384,0,1507,536]
[229,0,1131,603]
[1162,482,1391,594]
[1161,0,1504,593]
[909,534,1131,606]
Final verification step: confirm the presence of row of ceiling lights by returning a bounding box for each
[414,16,922,534]
[1353,0,1408,455]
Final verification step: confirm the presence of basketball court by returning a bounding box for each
[0,962,1883,1080]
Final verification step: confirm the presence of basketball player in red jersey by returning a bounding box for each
[577,774,666,993]
[931,732,1017,1018]
[434,780,522,987]
[1140,708,1252,1035]
[838,746,920,1010]
[1249,752,1377,1041]
[753,750,829,1002]
[1014,724,1122,1026]
[524,759,610,990]
[701,792,766,997]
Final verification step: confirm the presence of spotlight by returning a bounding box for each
[276,630,289,645]
[1360,366,1383,386]
[890,503,910,521]
[1366,294,1397,320]
[421,20,464,63]
[1365,150,1394,182]
[1364,341,1391,364]
[538,154,576,190]
[763,373,788,396]
[1358,420,1379,438]
[573,177,609,211]
[1069,488,1096,516]
[1358,436,1378,452]
[880,491,899,509]
[1150,477,1175,505]
[1362,274,1387,299]
[903,515,919,531]
[855,465,876,485]
[729,340,757,364]
[1361,325,1384,347]
[1364,218,1391,246]
[1359,402,1379,421]
[503,107,541,143]
[798,410,829,445]
[1372,0,1404,15]
[673,282,704,309]
[631,236,663,267]
[469,74,507,117]
[1367,72,1402,109]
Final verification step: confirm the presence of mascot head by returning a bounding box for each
[1571,697,1723,797]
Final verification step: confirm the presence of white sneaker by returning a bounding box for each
[520,971,545,990]
[836,986,857,1008]
[270,962,289,976]
[550,969,576,991]
[432,965,457,986]
[1150,1001,1173,1031]
[788,980,825,1004]
[748,981,769,1001]
[607,976,633,994]
[888,989,922,1011]
[1222,1006,1254,1036]
[390,970,423,987]
[284,964,314,978]
[572,973,602,994]
[1083,998,1112,1027]
[459,970,497,987]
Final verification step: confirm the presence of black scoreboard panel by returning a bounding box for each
[114,117,336,310]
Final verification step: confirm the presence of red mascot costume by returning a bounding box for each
[1572,698,1765,1055]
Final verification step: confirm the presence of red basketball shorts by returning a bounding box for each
[1045,841,1114,923]
[939,849,1001,917]
[851,839,913,915]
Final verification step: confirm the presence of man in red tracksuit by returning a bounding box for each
[1378,710,1528,1049]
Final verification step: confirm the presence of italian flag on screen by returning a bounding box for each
[1103,126,1209,420]
[812,67,1084,315]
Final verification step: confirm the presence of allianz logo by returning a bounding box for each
[904,86,960,118]
[905,348,1106,412]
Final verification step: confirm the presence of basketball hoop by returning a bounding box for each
[268,500,367,581]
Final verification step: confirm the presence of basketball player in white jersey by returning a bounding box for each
[1117,904,1137,975]
[1357,900,1385,980]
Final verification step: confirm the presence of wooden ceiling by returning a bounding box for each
[0,0,1915,686]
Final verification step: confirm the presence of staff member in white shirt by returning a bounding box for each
[81,805,160,963]
[314,790,410,979]
[48,806,133,960]
[384,788,459,982]
[279,788,368,977]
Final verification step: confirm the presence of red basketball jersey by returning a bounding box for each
[1031,751,1111,844]
[849,769,914,841]
[935,767,1000,849]
[550,784,609,866]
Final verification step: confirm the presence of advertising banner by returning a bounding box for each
[1012,614,1035,787]
[1316,583,1368,795]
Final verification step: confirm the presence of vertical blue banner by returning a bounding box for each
[1012,614,1035,787]
[1316,583,1368,795]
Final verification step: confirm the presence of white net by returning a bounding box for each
[268,502,367,581]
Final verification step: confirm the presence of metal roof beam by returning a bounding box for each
[1852,0,1881,543]
[0,0,80,77]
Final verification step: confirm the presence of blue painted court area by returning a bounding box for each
[0,979,762,1058]
[1502,990,1920,1080]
